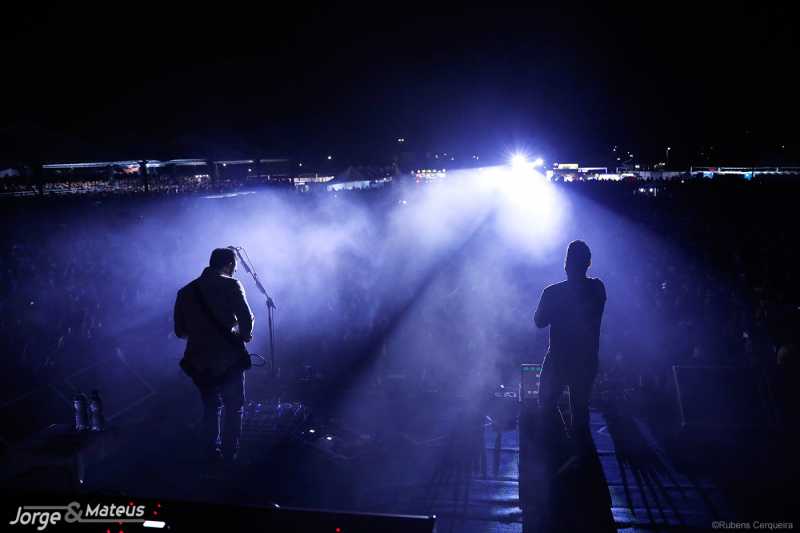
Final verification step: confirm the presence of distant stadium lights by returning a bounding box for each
[217,159,254,165]
[167,158,207,165]
[43,160,139,169]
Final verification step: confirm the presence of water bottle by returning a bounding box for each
[73,393,89,431]
[88,390,106,432]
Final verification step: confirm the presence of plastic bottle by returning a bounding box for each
[88,390,105,431]
[73,393,89,431]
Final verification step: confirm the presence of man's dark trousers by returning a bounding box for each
[197,366,245,459]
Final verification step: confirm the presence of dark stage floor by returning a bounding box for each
[2,383,744,532]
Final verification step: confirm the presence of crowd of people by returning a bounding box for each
[0,176,797,447]
[0,200,170,404]
[584,180,798,428]
[0,174,290,198]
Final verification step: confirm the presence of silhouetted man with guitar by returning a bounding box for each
[174,247,254,462]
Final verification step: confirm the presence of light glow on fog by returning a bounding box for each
[472,163,567,256]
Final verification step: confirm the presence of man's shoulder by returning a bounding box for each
[545,278,605,295]
[177,279,197,296]
[227,276,245,289]
[201,270,240,287]
[544,280,569,294]
[587,277,605,287]
[178,275,230,295]
[218,275,246,296]
[588,277,606,298]
[202,275,243,297]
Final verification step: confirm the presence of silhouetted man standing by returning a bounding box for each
[534,240,605,457]
[174,248,254,462]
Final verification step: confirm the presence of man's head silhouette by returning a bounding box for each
[565,240,591,279]
[209,248,237,276]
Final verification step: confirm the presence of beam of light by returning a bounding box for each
[479,163,568,258]
[330,162,570,444]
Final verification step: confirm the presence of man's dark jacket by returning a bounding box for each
[174,267,255,377]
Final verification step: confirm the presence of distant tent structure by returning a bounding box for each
[327,165,394,191]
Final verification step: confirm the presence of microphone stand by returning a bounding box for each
[233,248,278,379]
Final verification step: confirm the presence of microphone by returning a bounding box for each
[227,245,243,251]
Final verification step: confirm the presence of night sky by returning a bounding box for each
[1,5,797,167]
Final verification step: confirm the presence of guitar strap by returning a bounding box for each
[191,280,249,358]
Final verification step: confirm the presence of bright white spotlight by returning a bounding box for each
[491,159,566,257]
[533,157,544,168]
[510,153,529,169]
